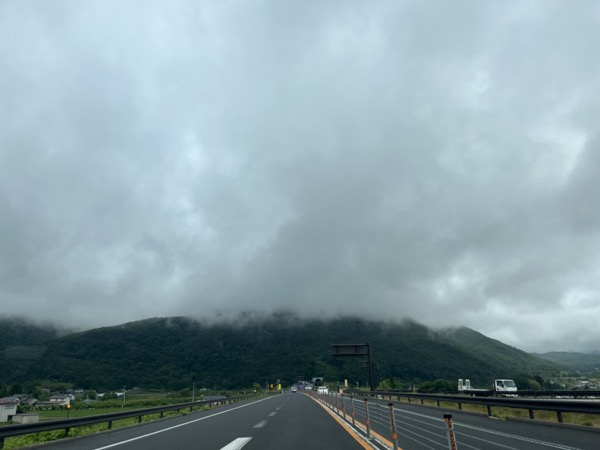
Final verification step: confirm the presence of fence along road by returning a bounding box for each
[312,391,600,450]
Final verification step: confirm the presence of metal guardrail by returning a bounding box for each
[347,389,600,423]
[0,394,256,449]
[505,389,600,399]
[310,391,460,449]
[452,389,599,399]
[313,390,600,450]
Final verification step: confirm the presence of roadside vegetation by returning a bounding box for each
[3,411,188,450]
[0,388,259,450]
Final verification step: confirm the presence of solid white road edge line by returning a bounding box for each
[220,437,252,450]
[92,396,274,449]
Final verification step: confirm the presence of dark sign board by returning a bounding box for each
[331,344,369,356]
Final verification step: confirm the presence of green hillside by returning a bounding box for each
[534,351,600,373]
[438,326,563,387]
[0,315,563,391]
[0,316,63,365]
[0,316,62,351]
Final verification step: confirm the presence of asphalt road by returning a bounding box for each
[21,393,600,449]
[29,394,370,450]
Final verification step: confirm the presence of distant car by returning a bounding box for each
[291,386,297,393]
[317,386,328,394]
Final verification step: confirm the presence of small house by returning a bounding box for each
[49,394,71,406]
[0,399,18,422]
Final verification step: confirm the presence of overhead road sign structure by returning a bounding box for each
[360,360,378,369]
[331,344,370,356]
[331,343,377,391]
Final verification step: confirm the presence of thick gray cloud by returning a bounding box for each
[1,0,599,352]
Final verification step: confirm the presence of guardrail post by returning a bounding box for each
[529,409,535,419]
[350,395,356,427]
[443,414,458,450]
[557,411,564,423]
[487,405,492,416]
[108,420,113,430]
[0,436,4,449]
[388,403,399,450]
[341,394,346,420]
[364,398,371,439]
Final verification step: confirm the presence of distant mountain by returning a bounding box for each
[0,316,66,363]
[438,326,564,385]
[534,351,600,373]
[0,314,563,391]
[0,316,63,350]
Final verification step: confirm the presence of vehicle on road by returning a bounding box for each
[458,378,518,396]
[494,379,518,395]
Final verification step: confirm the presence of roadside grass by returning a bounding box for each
[2,405,209,449]
[488,408,600,428]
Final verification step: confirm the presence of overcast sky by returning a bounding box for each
[1,0,599,353]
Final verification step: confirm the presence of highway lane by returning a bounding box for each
[28,394,370,450]
[326,394,600,449]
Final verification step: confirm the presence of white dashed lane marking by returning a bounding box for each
[220,437,252,450]
[253,420,268,428]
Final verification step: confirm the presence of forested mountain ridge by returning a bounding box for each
[0,316,63,350]
[0,316,64,363]
[0,314,564,391]
[534,351,600,373]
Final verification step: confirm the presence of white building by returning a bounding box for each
[0,399,18,422]
[49,395,71,406]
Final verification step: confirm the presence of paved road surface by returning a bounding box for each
[22,393,600,449]
[29,394,369,450]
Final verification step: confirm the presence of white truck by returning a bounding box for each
[458,378,517,396]
[493,379,517,395]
